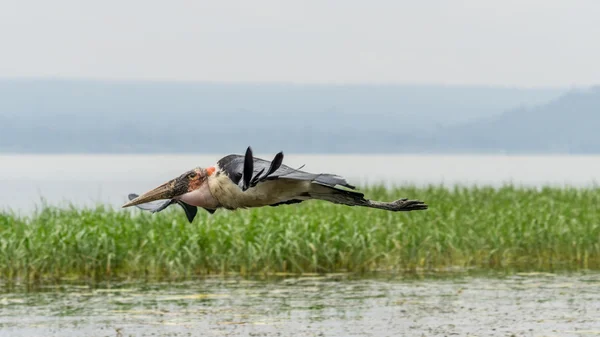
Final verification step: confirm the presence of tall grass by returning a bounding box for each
[1,185,600,282]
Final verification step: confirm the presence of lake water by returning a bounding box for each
[2,272,600,337]
[1,154,600,212]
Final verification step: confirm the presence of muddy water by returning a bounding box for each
[1,273,600,337]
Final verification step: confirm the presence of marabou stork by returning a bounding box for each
[122,147,428,222]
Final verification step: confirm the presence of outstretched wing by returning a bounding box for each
[126,193,209,223]
[217,146,356,191]
[127,194,174,213]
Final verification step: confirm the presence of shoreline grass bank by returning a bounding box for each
[1,185,600,282]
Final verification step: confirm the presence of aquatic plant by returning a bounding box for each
[1,185,600,282]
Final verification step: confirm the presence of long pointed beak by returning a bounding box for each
[122,171,194,208]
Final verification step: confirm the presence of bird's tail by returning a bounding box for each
[308,183,428,211]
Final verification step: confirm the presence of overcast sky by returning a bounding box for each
[0,0,598,87]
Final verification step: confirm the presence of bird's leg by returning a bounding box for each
[365,198,428,211]
[307,184,428,212]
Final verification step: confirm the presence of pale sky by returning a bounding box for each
[0,0,598,87]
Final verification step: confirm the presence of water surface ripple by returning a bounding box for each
[1,273,600,336]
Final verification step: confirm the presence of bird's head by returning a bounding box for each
[122,167,214,208]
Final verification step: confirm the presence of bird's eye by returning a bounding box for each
[189,172,197,178]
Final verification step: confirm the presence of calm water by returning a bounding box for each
[1,154,600,212]
[1,272,600,337]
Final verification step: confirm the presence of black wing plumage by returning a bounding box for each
[241,146,254,191]
[217,146,356,190]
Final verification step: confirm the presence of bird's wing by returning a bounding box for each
[217,147,356,191]
[127,193,174,213]
[175,200,199,223]
[126,193,201,223]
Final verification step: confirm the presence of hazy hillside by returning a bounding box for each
[0,79,564,153]
[423,87,600,153]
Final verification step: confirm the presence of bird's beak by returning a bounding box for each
[122,169,202,208]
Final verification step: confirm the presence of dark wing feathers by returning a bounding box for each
[174,200,198,223]
[242,146,254,191]
[250,151,283,188]
[217,147,356,190]
[271,171,356,190]
[217,154,245,185]
[268,199,305,207]
[128,193,174,213]
[249,168,265,187]
[264,151,284,178]
[126,193,206,223]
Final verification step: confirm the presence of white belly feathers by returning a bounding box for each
[208,172,310,209]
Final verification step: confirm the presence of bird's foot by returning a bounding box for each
[391,198,428,211]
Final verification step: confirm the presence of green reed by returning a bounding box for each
[1,185,600,282]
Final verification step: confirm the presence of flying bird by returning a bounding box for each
[122,147,428,222]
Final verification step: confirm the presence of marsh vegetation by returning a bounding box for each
[1,185,599,282]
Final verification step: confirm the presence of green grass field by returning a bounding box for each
[1,185,600,282]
